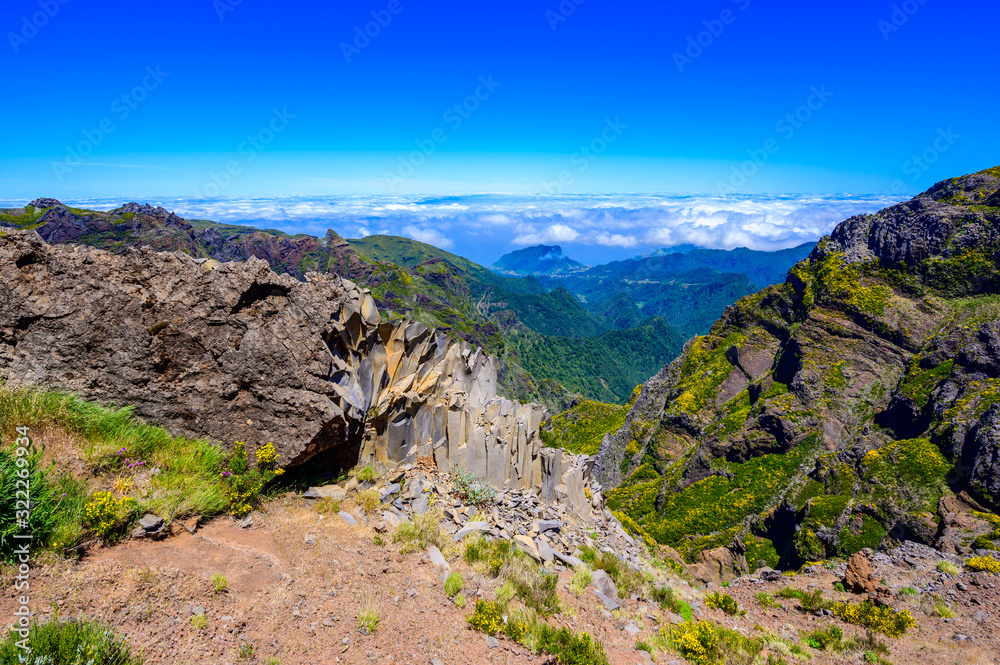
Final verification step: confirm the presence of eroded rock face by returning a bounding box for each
[0,230,592,506]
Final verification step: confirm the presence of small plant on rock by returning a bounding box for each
[191,614,207,629]
[314,497,340,514]
[357,488,380,514]
[356,464,376,484]
[391,509,443,554]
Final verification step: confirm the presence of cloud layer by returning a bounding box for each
[3,193,904,265]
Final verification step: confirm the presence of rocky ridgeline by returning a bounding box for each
[0,230,591,511]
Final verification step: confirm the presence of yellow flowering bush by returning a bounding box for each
[832,600,916,637]
[84,491,136,537]
[255,442,279,469]
[664,621,718,665]
[468,600,503,635]
[965,555,1000,574]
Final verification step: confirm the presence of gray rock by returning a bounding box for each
[554,551,584,568]
[536,538,555,562]
[138,514,163,533]
[337,511,357,526]
[594,590,619,611]
[303,534,317,546]
[624,622,642,636]
[591,569,619,600]
[757,568,783,582]
[382,511,400,529]
[428,545,450,571]
[485,635,500,648]
[380,484,401,502]
[412,495,429,514]
[453,522,491,542]
[303,485,347,501]
[535,519,564,533]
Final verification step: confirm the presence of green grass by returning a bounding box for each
[0,385,238,555]
[0,619,144,665]
[577,546,644,597]
[444,572,464,597]
[464,538,560,615]
[211,573,228,593]
[391,510,445,554]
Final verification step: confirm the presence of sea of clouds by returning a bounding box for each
[7,193,905,265]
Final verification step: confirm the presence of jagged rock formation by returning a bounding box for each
[594,166,1000,570]
[0,230,593,509]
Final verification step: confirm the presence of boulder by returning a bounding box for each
[514,535,541,561]
[591,569,619,600]
[303,485,347,501]
[844,551,879,593]
[688,547,746,584]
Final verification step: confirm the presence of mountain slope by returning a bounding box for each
[537,244,813,337]
[588,167,1000,569]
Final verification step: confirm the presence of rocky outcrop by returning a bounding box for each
[0,230,594,511]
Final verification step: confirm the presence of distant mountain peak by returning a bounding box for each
[491,244,587,277]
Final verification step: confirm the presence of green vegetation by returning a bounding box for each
[211,573,228,593]
[803,625,843,651]
[705,592,745,616]
[936,560,960,575]
[357,605,380,633]
[0,385,234,557]
[577,546,644,596]
[541,399,630,455]
[444,572,464,596]
[965,555,1000,573]
[651,585,693,621]
[0,618,144,665]
[464,537,560,615]
[567,567,593,596]
[832,600,916,637]
[450,469,496,507]
[391,509,445,554]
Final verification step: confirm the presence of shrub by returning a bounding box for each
[936,560,960,575]
[445,572,464,596]
[451,468,496,508]
[0,618,143,664]
[776,586,804,600]
[965,555,1000,573]
[191,614,207,629]
[0,442,55,562]
[921,595,955,618]
[83,491,137,540]
[652,585,693,621]
[798,589,832,612]
[357,489,380,514]
[833,581,846,592]
[464,538,559,615]
[356,465,376,483]
[238,643,256,659]
[755,591,777,609]
[803,625,843,651]
[705,591,745,616]
[211,573,228,593]
[568,567,592,596]
[358,606,380,633]
[468,600,504,635]
[832,600,916,637]
[255,442,278,469]
[661,621,719,665]
[391,510,443,554]
[534,624,609,665]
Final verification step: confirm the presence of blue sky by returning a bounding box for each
[1,0,996,199]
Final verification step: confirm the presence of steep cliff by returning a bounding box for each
[594,167,1000,569]
[0,230,592,509]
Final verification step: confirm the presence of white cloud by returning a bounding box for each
[34,192,905,257]
[402,225,454,248]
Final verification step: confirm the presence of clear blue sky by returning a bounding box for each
[1,0,997,199]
